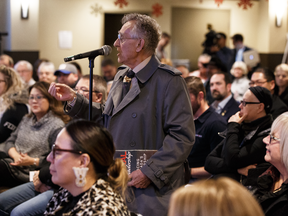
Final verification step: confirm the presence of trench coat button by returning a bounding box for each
[131,113,137,118]
[130,141,136,147]
[127,198,132,203]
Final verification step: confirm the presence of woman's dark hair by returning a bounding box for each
[28,81,70,123]
[65,120,128,196]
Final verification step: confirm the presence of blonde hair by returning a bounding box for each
[0,65,27,112]
[270,112,288,171]
[230,61,248,76]
[168,178,264,216]
[274,63,288,76]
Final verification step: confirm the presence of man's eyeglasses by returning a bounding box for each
[73,88,99,93]
[249,80,268,86]
[51,144,82,159]
[29,95,45,101]
[240,100,261,107]
[117,33,139,43]
[269,134,280,144]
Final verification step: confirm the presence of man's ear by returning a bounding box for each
[227,83,232,92]
[270,80,275,91]
[198,91,204,101]
[136,39,145,52]
[94,93,103,103]
[258,103,265,113]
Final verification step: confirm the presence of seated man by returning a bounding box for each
[210,71,240,121]
[0,54,14,67]
[176,65,189,78]
[14,60,35,87]
[54,63,79,88]
[37,61,56,83]
[189,54,211,83]
[205,86,273,182]
[250,67,288,119]
[101,58,117,82]
[185,76,226,180]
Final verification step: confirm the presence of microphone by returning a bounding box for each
[64,45,112,62]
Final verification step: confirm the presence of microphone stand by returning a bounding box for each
[88,57,96,121]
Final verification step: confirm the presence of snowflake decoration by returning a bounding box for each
[199,0,203,3]
[152,3,163,18]
[90,3,102,17]
[114,0,128,9]
[215,0,223,7]
[238,0,253,10]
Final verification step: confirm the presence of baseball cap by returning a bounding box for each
[54,63,77,76]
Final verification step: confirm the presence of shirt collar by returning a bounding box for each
[132,56,152,73]
[218,94,232,110]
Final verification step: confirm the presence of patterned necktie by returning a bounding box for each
[122,70,135,100]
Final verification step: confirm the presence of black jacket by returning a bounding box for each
[204,115,273,181]
[271,94,288,120]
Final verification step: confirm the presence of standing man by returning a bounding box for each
[156,32,171,60]
[185,76,226,181]
[49,13,194,216]
[210,72,240,121]
[215,32,233,72]
[14,60,35,87]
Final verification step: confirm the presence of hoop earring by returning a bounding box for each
[73,167,89,187]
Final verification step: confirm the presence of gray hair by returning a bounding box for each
[275,63,288,76]
[14,60,33,71]
[230,61,248,76]
[122,13,161,55]
[198,54,211,63]
[37,61,55,74]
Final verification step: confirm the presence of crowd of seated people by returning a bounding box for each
[2,14,288,216]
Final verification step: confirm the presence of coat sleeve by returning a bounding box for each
[63,94,103,125]
[204,140,234,174]
[223,122,267,169]
[141,76,195,190]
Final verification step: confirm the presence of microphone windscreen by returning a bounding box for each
[102,45,112,56]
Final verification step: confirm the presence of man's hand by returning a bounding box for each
[33,171,51,193]
[48,82,76,102]
[127,169,151,188]
[228,111,247,124]
[237,164,257,176]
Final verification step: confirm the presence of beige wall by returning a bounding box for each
[0,0,11,52]
[3,0,288,73]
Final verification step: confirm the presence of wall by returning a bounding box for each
[0,0,11,52]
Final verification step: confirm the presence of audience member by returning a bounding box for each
[168,177,264,216]
[205,56,227,105]
[185,76,226,180]
[250,68,288,119]
[0,66,28,144]
[70,61,82,78]
[49,13,195,216]
[37,61,56,83]
[205,86,273,182]
[0,54,14,67]
[215,32,233,72]
[176,65,189,78]
[44,120,130,215]
[33,58,49,82]
[0,76,104,216]
[189,54,211,83]
[101,58,117,82]
[274,63,288,106]
[0,82,66,187]
[249,112,288,216]
[54,63,79,88]
[230,61,250,101]
[210,72,240,121]
[156,32,171,60]
[14,60,35,87]
[107,80,113,95]
[74,74,107,104]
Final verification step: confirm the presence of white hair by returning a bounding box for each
[14,60,33,71]
[230,61,248,76]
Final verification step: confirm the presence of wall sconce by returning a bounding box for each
[273,0,285,27]
[21,1,29,19]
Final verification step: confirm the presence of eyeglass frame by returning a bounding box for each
[73,88,99,94]
[240,100,261,107]
[117,33,140,44]
[28,95,46,101]
[51,144,82,160]
[269,133,280,144]
[249,80,268,86]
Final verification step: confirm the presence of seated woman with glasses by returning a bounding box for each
[0,81,68,187]
[245,112,288,216]
[44,120,129,215]
[0,65,29,144]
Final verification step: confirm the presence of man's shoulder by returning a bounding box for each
[201,107,227,126]
[226,96,240,108]
[157,64,182,76]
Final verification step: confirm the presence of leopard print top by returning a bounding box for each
[44,178,130,216]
